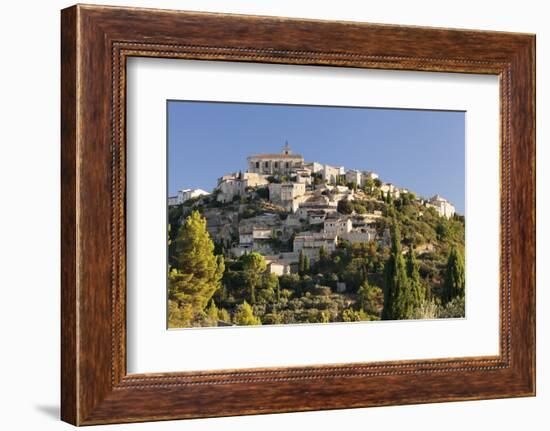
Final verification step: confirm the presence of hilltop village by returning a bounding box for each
[168,143,464,328]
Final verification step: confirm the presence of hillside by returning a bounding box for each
[167,178,465,328]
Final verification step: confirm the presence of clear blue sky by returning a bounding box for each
[168,101,465,214]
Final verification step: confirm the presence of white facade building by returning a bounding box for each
[380,183,401,199]
[322,164,343,184]
[304,161,324,174]
[345,169,362,187]
[168,188,210,206]
[363,171,379,181]
[323,217,352,236]
[426,195,456,219]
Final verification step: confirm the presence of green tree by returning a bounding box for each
[357,279,383,315]
[443,246,465,302]
[217,307,230,323]
[304,254,311,274]
[382,221,414,320]
[168,211,225,328]
[337,199,354,214]
[206,300,219,324]
[406,244,425,310]
[363,178,374,195]
[259,272,280,303]
[234,301,262,326]
[318,245,330,271]
[241,252,267,304]
[299,249,306,275]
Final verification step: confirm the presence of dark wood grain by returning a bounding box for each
[61,4,536,425]
[60,5,77,425]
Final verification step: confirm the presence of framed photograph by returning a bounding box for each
[61,4,535,425]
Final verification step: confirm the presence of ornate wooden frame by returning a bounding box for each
[61,4,535,425]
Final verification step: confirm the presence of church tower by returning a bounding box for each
[282,141,292,155]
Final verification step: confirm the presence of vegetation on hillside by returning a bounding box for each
[168,185,465,328]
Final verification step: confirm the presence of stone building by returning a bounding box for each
[363,171,379,181]
[323,215,353,236]
[216,172,268,203]
[268,182,306,212]
[304,161,324,174]
[426,194,456,219]
[342,228,377,244]
[380,183,401,199]
[345,169,362,187]
[322,164,343,184]
[293,232,338,262]
[168,188,210,206]
[247,143,304,176]
[296,195,337,220]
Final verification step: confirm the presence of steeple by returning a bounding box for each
[282,141,292,155]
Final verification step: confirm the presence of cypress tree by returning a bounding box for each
[444,246,465,302]
[406,244,424,310]
[299,249,306,275]
[383,221,413,320]
[318,245,329,271]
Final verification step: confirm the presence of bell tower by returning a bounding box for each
[282,141,292,155]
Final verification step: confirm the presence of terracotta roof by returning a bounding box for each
[247,153,303,159]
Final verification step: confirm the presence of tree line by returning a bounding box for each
[168,210,465,328]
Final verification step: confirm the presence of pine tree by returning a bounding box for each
[241,252,267,304]
[168,211,225,328]
[357,279,383,316]
[206,300,218,323]
[382,221,414,320]
[234,301,262,326]
[406,244,425,310]
[444,246,465,302]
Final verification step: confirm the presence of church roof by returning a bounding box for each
[248,153,303,159]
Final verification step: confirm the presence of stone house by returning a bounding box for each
[293,232,338,263]
[216,172,268,203]
[268,182,306,212]
[168,188,210,206]
[426,194,456,219]
[323,216,353,236]
[322,164,343,184]
[296,195,337,220]
[380,183,401,199]
[304,161,324,174]
[342,228,378,244]
[362,171,379,181]
[308,210,327,225]
[345,169,362,187]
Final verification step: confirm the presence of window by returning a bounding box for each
[264,161,268,168]
[274,162,278,168]
[255,162,259,169]
[286,162,290,168]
